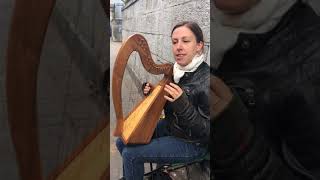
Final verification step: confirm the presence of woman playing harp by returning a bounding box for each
[116,21,210,180]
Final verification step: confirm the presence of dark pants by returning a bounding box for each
[116,120,207,180]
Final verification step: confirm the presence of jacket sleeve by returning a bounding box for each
[212,91,307,180]
[170,90,210,143]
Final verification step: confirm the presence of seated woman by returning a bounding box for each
[116,21,210,180]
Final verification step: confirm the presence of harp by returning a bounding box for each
[112,34,173,144]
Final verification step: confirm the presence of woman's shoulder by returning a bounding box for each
[198,61,210,70]
[193,62,210,79]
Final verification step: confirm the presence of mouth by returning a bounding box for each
[175,54,186,59]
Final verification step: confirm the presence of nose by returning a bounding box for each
[176,41,183,51]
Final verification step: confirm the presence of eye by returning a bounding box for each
[182,38,191,43]
[172,41,177,44]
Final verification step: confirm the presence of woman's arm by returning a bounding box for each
[165,76,210,143]
[212,76,308,180]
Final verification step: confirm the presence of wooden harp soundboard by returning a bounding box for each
[112,34,173,144]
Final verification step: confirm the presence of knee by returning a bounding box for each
[121,148,136,162]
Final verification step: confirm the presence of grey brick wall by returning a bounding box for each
[122,0,210,84]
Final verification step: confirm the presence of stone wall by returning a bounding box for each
[122,0,210,85]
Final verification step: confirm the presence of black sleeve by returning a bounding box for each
[170,91,210,143]
[212,92,304,180]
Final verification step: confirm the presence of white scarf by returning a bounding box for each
[212,0,297,69]
[173,54,204,83]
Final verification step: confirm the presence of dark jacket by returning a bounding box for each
[165,62,210,145]
[213,1,320,180]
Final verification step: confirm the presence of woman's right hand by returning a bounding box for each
[210,75,233,119]
[142,82,153,96]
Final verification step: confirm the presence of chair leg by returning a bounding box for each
[149,162,153,171]
[186,165,190,180]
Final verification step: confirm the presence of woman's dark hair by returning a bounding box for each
[171,21,204,43]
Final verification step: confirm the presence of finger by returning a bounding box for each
[213,101,230,118]
[210,90,220,106]
[143,89,149,94]
[164,86,179,98]
[210,75,232,100]
[169,83,182,92]
[144,86,150,92]
[164,95,174,102]
[164,87,174,98]
[165,84,179,95]
[144,86,151,91]
[210,90,231,118]
[211,76,228,94]
[147,83,154,89]
[168,83,183,98]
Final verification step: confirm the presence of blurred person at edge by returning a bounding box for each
[211,0,320,179]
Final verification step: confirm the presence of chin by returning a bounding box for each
[176,61,188,67]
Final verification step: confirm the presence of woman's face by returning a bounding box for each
[171,26,203,66]
[214,0,258,14]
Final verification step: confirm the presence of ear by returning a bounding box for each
[196,41,204,53]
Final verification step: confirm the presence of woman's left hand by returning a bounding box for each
[164,83,183,102]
